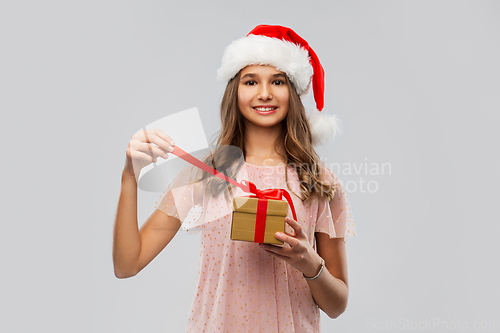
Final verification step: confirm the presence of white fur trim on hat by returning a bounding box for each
[217,35,313,95]
[307,109,342,146]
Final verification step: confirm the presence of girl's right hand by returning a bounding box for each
[124,129,175,179]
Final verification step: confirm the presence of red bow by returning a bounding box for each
[241,180,297,243]
[241,180,297,221]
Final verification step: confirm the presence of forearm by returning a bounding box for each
[112,170,141,278]
[306,264,349,319]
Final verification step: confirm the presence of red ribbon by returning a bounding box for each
[171,146,297,242]
[240,180,297,243]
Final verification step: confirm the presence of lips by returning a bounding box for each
[252,106,278,114]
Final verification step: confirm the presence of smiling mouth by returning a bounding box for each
[253,107,277,112]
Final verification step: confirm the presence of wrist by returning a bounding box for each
[122,168,137,183]
[303,255,325,280]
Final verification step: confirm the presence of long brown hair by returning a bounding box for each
[198,68,339,202]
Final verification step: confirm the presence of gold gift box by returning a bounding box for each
[230,196,288,245]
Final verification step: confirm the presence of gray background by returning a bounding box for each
[1,0,499,332]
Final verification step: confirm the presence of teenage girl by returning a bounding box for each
[113,25,356,332]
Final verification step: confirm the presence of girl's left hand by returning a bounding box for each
[259,217,323,278]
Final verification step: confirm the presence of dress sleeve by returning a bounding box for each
[154,161,233,233]
[154,162,207,232]
[315,164,357,242]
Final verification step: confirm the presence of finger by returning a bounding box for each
[146,132,175,153]
[132,141,170,159]
[259,242,291,258]
[152,129,175,146]
[130,150,159,163]
[285,217,305,238]
[134,141,170,156]
[275,231,301,248]
[134,129,175,153]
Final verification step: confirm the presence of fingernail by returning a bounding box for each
[170,140,175,146]
[276,232,283,238]
[168,146,174,152]
[163,153,168,159]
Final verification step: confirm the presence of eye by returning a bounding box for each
[273,80,285,86]
[244,80,256,86]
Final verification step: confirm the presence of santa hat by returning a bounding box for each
[217,24,341,146]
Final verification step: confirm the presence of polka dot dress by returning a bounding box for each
[156,162,356,332]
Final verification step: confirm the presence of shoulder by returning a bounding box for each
[316,160,341,186]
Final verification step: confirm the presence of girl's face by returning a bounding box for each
[238,65,289,129]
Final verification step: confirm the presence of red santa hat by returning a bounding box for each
[217,24,341,146]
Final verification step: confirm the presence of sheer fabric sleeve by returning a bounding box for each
[154,163,207,232]
[315,164,357,242]
[154,161,233,233]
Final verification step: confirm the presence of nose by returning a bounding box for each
[258,83,272,100]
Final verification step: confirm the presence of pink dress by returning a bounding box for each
[156,161,356,333]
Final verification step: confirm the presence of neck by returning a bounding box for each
[243,120,286,165]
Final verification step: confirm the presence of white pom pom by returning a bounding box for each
[307,109,343,146]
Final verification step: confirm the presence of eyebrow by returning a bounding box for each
[241,73,286,80]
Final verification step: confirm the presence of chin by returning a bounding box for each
[243,112,287,128]
[251,120,284,129]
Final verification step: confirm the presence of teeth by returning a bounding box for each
[254,107,276,111]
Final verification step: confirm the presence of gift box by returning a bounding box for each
[231,196,288,245]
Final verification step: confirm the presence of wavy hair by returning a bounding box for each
[196,69,339,203]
